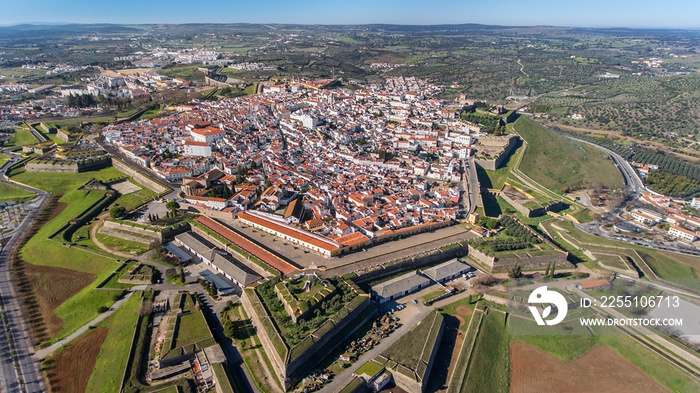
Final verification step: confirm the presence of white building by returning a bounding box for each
[669,226,697,242]
[191,126,226,143]
[182,141,212,157]
[691,197,700,209]
[630,209,663,226]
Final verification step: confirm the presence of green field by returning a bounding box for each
[461,309,509,393]
[0,182,36,202]
[12,166,126,194]
[18,189,120,338]
[512,116,623,193]
[5,128,41,148]
[332,35,361,44]
[157,65,206,82]
[542,219,700,289]
[11,167,154,339]
[86,291,142,393]
[171,294,212,349]
[96,233,151,255]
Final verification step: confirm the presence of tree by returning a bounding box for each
[166,201,180,216]
[110,206,127,219]
[549,263,555,278]
[508,264,523,279]
[179,267,185,283]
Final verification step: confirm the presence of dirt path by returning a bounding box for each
[517,59,529,76]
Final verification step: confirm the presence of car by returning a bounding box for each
[412,299,418,304]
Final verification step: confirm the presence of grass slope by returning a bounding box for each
[513,116,622,192]
[461,309,509,393]
[19,190,119,338]
[85,292,142,393]
[11,168,149,339]
[0,181,35,202]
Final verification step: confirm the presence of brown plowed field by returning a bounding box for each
[23,262,94,336]
[510,341,668,393]
[46,327,108,393]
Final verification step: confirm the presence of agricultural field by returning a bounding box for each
[512,116,623,193]
[512,330,700,393]
[452,301,699,393]
[44,327,109,393]
[510,342,667,393]
[17,189,120,341]
[535,74,700,145]
[85,291,143,393]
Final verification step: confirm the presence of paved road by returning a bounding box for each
[570,137,645,195]
[0,150,48,393]
[463,157,480,214]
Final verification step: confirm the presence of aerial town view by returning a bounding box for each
[2,1,700,392]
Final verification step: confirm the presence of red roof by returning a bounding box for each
[195,216,297,275]
[579,279,611,289]
[238,212,341,252]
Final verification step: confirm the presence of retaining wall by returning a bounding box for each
[112,158,170,195]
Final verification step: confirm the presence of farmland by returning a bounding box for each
[44,327,109,393]
[535,75,700,147]
[86,291,143,393]
[450,301,700,393]
[510,342,667,393]
[513,331,700,393]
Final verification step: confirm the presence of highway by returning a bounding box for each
[569,137,645,196]
[566,137,700,256]
[0,150,48,393]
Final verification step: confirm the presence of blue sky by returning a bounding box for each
[1,0,699,29]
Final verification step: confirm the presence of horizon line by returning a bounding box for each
[1,21,699,31]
